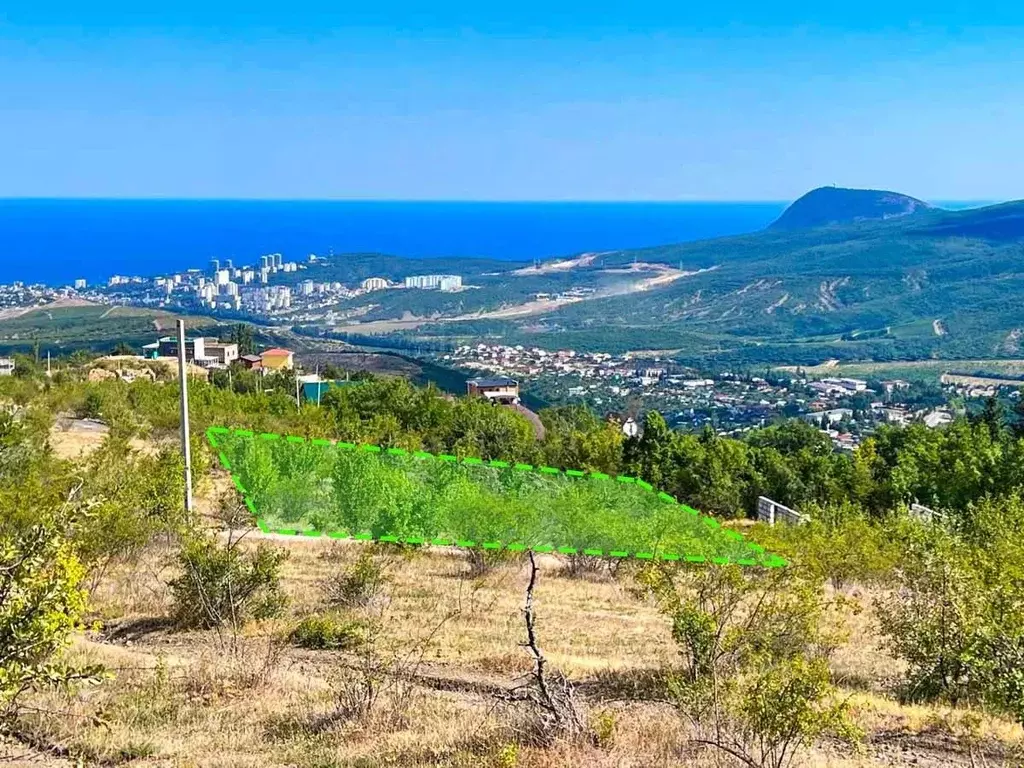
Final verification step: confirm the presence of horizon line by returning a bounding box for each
[0,195,1007,205]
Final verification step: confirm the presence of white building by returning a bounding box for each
[404,274,462,290]
[814,377,868,394]
[923,410,954,428]
[439,275,463,291]
[73,278,87,290]
[0,358,14,376]
[215,269,230,286]
[300,280,315,296]
[361,277,389,291]
[803,408,854,426]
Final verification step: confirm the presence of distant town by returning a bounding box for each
[0,252,465,320]
[0,254,1022,452]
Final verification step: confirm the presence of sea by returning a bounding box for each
[0,199,788,286]
[0,198,993,286]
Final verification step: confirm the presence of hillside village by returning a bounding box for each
[437,343,1019,451]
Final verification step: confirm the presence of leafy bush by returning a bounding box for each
[78,387,105,420]
[169,535,288,629]
[749,502,901,590]
[290,615,362,650]
[877,495,1024,722]
[322,549,390,608]
[590,709,617,748]
[635,563,860,767]
[74,439,190,578]
[1,520,104,728]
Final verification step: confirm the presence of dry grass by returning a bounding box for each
[48,419,154,461]
[7,537,1024,767]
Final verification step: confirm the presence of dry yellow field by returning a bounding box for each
[4,528,1021,768]
[4,436,1022,767]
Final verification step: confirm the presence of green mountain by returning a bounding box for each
[769,186,932,230]
[409,191,1024,366]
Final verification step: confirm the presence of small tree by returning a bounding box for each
[635,563,859,768]
[229,323,257,356]
[878,496,1024,722]
[79,388,104,420]
[169,534,288,631]
[1,518,104,730]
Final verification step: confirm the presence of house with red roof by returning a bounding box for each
[260,348,294,371]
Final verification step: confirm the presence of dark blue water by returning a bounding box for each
[0,199,794,286]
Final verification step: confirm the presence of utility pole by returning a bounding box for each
[176,319,194,513]
[295,370,301,411]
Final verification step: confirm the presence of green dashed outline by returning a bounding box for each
[205,426,787,568]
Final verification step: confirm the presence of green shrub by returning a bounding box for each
[749,503,901,590]
[169,536,288,629]
[1,520,104,728]
[290,615,362,650]
[322,549,390,608]
[78,387,105,420]
[635,563,860,767]
[877,495,1024,722]
[75,441,190,577]
[494,743,519,768]
[590,709,617,748]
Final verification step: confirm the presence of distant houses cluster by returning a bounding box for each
[141,336,294,372]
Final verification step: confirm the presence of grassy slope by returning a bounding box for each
[22,535,1021,767]
[8,397,1022,767]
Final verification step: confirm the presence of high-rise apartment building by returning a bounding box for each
[403,274,462,290]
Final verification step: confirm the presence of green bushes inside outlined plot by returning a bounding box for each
[207,427,785,567]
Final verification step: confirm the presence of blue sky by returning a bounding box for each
[1,2,1022,201]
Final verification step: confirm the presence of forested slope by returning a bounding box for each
[419,193,1024,363]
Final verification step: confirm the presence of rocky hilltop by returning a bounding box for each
[769,186,933,231]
